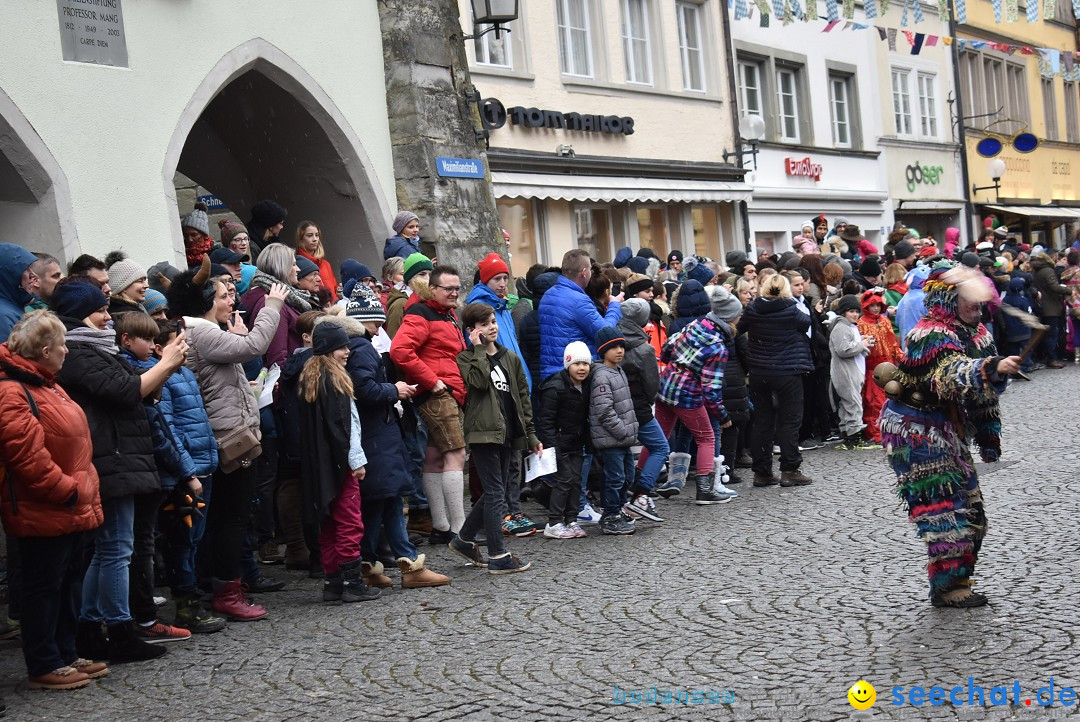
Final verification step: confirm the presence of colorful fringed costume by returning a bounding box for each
[879,267,1008,601]
[857,291,901,441]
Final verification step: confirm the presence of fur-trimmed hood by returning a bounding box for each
[315,312,366,339]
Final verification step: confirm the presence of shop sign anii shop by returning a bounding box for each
[785,156,823,182]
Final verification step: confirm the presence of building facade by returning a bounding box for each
[730,13,890,253]
[1,0,510,273]
[875,8,967,245]
[459,0,748,276]
[957,2,1080,247]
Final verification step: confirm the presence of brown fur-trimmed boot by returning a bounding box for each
[362,561,394,588]
[396,553,450,589]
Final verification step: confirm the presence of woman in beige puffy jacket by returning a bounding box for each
[166,259,288,622]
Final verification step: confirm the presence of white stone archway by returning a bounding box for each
[162,38,392,267]
[0,86,79,263]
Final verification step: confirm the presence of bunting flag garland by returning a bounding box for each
[753,0,771,26]
[728,9,1080,81]
[729,0,1080,24]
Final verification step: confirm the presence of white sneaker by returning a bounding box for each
[576,503,602,525]
[566,522,588,538]
[543,523,577,539]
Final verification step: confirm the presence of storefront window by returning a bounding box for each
[691,206,721,261]
[575,207,612,263]
[636,207,668,260]
[497,198,539,278]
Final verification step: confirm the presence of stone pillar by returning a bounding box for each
[379,0,503,279]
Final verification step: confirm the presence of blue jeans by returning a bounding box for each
[165,476,212,597]
[579,450,592,511]
[361,496,419,562]
[634,418,670,492]
[81,494,136,625]
[403,403,429,509]
[600,447,635,516]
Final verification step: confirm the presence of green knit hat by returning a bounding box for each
[403,252,434,284]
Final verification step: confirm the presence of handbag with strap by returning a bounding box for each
[189,333,262,474]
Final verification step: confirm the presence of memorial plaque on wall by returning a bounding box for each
[56,0,128,67]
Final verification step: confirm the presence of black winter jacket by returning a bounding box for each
[538,370,589,453]
[717,320,750,418]
[297,373,353,526]
[55,319,160,499]
[739,297,813,377]
[345,333,414,500]
[277,347,314,465]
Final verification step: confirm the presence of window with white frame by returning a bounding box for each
[473,17,512,67]
[917,72,939,138]
[556,0,593,77]
[776,66,801,142]
[829,74,852,147]
[676,2,705,92]
[1043,78,1060,141]
[621,0,653,85]
[1066,81,1080,143]
[890,68,939,139]
[891,68,913,136]
[737,59,763,117]
[982,56,1004,120]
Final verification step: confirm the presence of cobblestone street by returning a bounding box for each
[2,367,1077,721]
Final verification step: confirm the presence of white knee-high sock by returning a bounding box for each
[442,470,466,534]
[423,472,449,532]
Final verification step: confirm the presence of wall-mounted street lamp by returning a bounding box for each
[464,0,519,40]
[723,115,766,170]
[972,158,1006,202]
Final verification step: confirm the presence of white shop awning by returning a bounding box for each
[895,200,966,213]
[982,204,1080,219]
[491,172,752,204]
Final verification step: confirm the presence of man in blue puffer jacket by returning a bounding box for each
[466,252,531,391]
[539,250,622,381]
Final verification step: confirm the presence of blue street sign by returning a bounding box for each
[435,157,485,179]
[197,194,228,211]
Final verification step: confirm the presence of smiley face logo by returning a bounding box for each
[847,680,876,710]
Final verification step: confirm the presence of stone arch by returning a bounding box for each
[0,86,78,262]
[162,38,392,268]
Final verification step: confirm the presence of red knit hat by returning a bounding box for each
[478,252,510,284]
[861,289,885,311]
